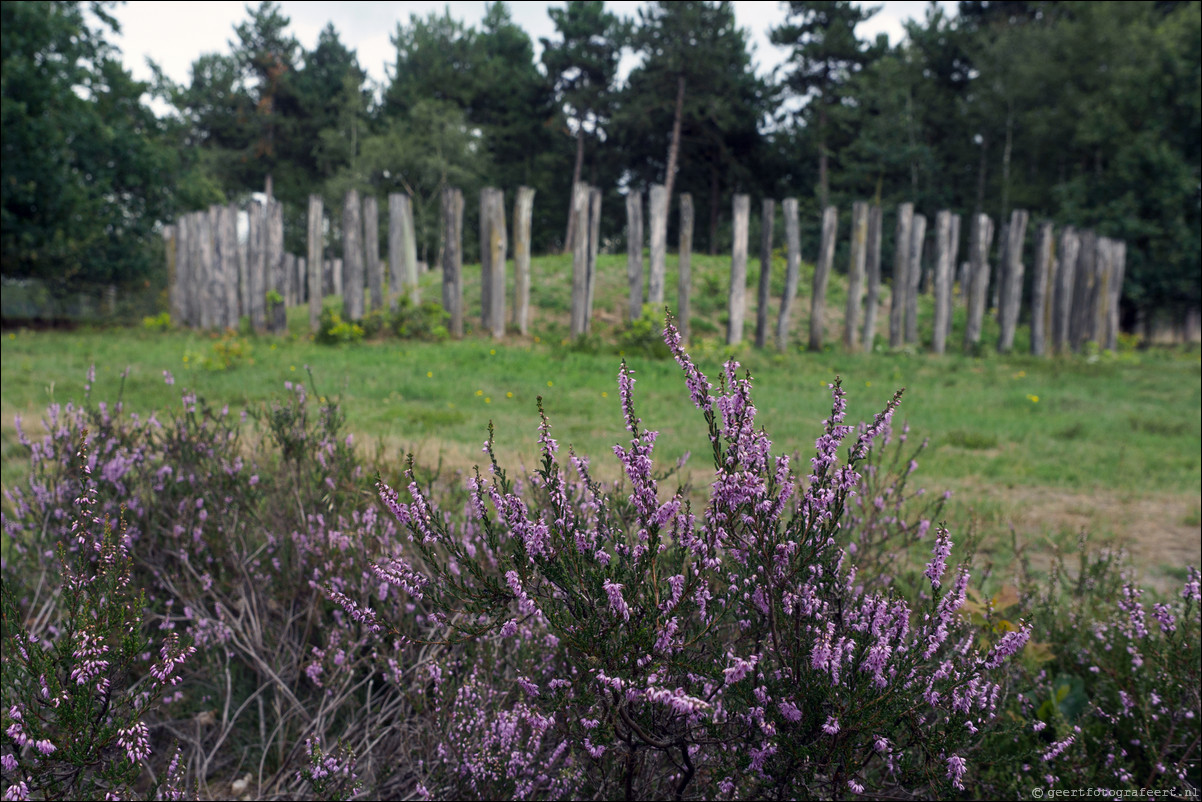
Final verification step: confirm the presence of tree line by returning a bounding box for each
[2,0,1198,328]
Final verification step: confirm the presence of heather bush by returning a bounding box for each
[2,323,1197,800]
[338,318,1035,799]
[1,436,193,801]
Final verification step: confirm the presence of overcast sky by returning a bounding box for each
[110,1,955,94]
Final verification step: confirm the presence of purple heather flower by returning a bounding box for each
[116,721,151,763]
[603,580,630,621]
[822,715,840,735]
[947,755,968,790]
[924,527,953,588]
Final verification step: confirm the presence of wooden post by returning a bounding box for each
[479,187,501,330]
[388,194,409,309]
[776,198,801,352]
[364,195,382,312]
[932,210,953,354]
[626,192,644,321]
[1052,226,1078,354]
[308,195,323,332]
[442,187,464,338]
[342,190,364,321]
[1092,237,1112,348]
[905,213,926,344]
[810,205,838,351]
[484,187,507,339]
[862,204,883,350]
[755,199,775,349]
[1030,221,1055,356]
[1070,230,1097,351]
[164,224,179,324]
[218,205,239,329]
[297,257,306,306]
[992,221,1008,315]
[727,194,750,345]
[997,209,1029,353]
[513,187,535,335]
[197,209,215,329]
[678,193,693,343]
[1104,240,1126,351]
[845,201,868,350]
[584,186,601,332]
[648,184,668,305]
[889,203,913,348]
[570,183,590,337]
[946,213,962,342]
[964,213,995,349]
[248,201,266,332]
[267,200,285,332]
[236,212,249,319]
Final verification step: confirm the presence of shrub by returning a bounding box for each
[142,312,172,332]
[315,308,364,345]
[390,294,450,341]
[1,436,194,801]
[616,304,671,359]
[334,317,1035,799]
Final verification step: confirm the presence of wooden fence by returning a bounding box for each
[166,188,1133,357]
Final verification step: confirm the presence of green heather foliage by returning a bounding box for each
[1,325,1198,799]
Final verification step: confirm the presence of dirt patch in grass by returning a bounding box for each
[946,480,1201,590]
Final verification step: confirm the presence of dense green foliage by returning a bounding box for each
[1,0,1197,325]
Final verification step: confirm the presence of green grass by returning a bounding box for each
[3,250,1200,577]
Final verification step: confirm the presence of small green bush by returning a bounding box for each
[316,308,365,345]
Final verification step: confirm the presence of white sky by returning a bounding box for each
[110,1,955,96]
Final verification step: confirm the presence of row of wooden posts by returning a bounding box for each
[167,183,1125,356]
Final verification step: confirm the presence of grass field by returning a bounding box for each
[3,250,1199,585]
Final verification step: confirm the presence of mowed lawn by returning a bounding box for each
[3,252,1200,583]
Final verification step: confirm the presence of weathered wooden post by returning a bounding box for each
[308,195,323,332]
[776,198,801,352]
[513,187,535,335]
[727,194,750,345]
[997,209,1029,353]
[364,195,383,313]
[964,213,995,349]
[267,200,286,332]
[236,213,249,319]
[1093,238,1114,349]
[248,200,266,332]
[1029,221,1055,356]
[164,224,179,323]
[479,187,507,339]
[992,221,1008,315]
[905,213,926,344]
[678,193,693,342]
[755,199,775,349]
[197,209,215,329]
[1104,240,1126,351]
[442,187,464,338]
[862,204,883,350]
[479,186,504,331]
[845,201,868,351]
[648,184,668,305]
[570,183,590,337]
[387,194,409,309]
[626,191,644,321]
[1070,230,1097,351]
[889,203,913,348]
[297,257,306,306]
[342,190,364,321]
[219,204,240,329]
[931,210,953,355]
[945,213,961,342]
[810,205,838,351]
[1052,226,1078,354]
[584,186,601,332]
